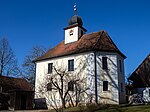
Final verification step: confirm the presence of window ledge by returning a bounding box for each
[102,90,111,93]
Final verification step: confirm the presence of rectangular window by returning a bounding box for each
[102,57,108,70]
[121,83,123,92]
[103,81,108,91]
[68,81,74,91]
[119,60,122,72]
[68,59,74,71]
[81,30,83,36]
[48,63,53,74]
[47,82,52,91]
[0,86,2,92]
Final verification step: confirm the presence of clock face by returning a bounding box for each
[69,29,74,36]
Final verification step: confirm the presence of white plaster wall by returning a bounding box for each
[130,88,150,103]
[86,52,95,102]
[35,53,89,108]
[78,27,85,39]
[35,51,125,107]
[96,52,119,104]
[117,54,126,104]
[65,27,79,44]
[65,27,85,44]
[140,87,150,103]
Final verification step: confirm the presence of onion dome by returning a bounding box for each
[68,3,83,26]
[68,15,83,26]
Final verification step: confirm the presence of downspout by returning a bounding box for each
[34,62,36,92]
[92,31,104,104]
[33,62,36,108]
[94,51,98,104]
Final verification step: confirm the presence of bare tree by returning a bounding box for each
[35,56,91,111]
[22,46,47,86]
[0,37,20,76]
[50,66,70,109]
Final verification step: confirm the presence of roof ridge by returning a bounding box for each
[34,30,126,62]
[84,30,105,35]
[129,53,150,80]
[104,31,126,58]
[92,31,104,50]
[104,31,119,50]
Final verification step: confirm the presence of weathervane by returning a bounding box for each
[74,3,77,15]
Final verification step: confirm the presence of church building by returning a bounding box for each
[34,5,126,108]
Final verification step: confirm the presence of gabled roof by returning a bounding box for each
[34,30,126,62]
[0,76,32,92]
[129,54,150,87]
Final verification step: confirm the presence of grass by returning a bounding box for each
[48,107,80,112]
[48,104,150,112]
[95,104,150,112]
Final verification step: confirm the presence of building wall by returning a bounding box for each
[65,27,79,44]
[8,91,33,110]
[65,27,84,44]
[35,51,125,108]
[117,54,126,104]
[35,53,89,108]
[96,52,120,104]
[136,87,150,103]
[15,91,33,110]
[143,88,150,102]
[86,52,95,102]
[8,92,16,110]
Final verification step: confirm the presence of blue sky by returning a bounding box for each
[0,0,150,78]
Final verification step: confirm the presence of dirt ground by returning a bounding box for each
[0,110,49,112]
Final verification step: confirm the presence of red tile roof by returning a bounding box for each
[0,76,32,92]
[34,30,126,62]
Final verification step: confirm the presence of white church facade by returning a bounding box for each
[34,6,126,108]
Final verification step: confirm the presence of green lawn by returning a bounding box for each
[95,105,150,112]
[49,104,150,112]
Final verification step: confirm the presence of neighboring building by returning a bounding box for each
[128,54,150,87]
[128,54,150,102]
[0,75,34,110]
[34,6,126,108]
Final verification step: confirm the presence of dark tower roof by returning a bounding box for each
[68,15,83,26]
[68,3,83,27]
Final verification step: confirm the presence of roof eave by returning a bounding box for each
[129,54,150,80]
[34,50,126,63]
[64,23,87,32]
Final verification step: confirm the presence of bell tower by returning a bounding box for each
[64,3,87,44]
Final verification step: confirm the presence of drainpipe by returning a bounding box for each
[33,62,36,109]
[94,51,98,104]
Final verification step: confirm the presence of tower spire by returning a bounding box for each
[74,3,77,15]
